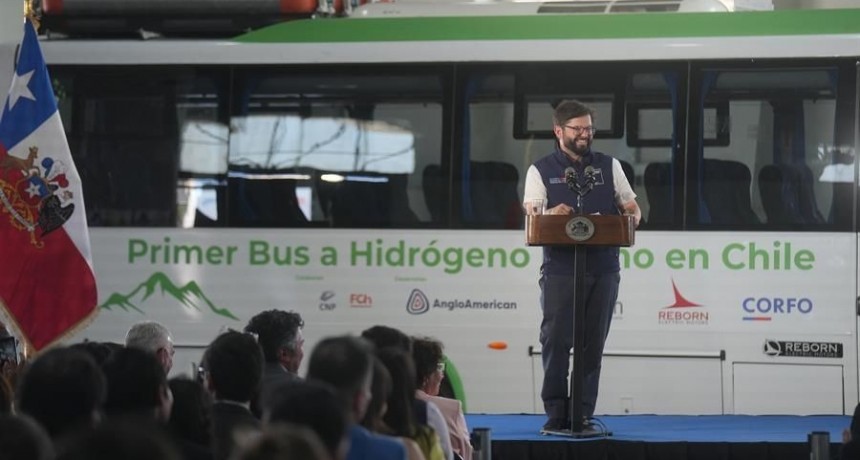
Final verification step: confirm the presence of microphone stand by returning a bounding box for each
[565,171,603,438]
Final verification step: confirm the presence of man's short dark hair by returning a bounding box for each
[203,331,264,402]
[54,419,181,460]
[553,100,595,126]
[360,325,412,353]
[16,347,106,438]
[265,380,347,458]
[306,336,373,402]
[102,347,166,417]
[244,310,304,363]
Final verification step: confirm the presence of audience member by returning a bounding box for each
[0,414,54,460]
[307,335,407,460]
[264,380,349,460]
[361,325,413,353]
[69,341,118,367]
[361,326,453,460]
[55,419,182,460]
[168,377,214,449]
[413,337,471,460]
[125,321,175,374]
[203,331,264,460]
[102,347,172,421]
[244,310,304,415]
[377,348,444,460]
[231,424,329,460]
[16,347,105,440]
[361,357,426,460]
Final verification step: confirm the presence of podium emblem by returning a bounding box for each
[565,216,595,242]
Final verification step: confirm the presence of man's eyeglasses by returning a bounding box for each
[563,125,597,136]
[436,362,446,373]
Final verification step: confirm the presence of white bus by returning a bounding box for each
[9,2,860,415]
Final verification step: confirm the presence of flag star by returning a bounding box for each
[7,69,36,110]
[25,181,41,198]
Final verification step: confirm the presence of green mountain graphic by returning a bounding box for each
[99,272,239,321]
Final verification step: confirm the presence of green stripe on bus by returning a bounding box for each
[443,355,467,412]
[236,9,860,43]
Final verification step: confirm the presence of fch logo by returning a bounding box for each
[407,289,430,315]
[658,279,708,325]
[350,293,373,308]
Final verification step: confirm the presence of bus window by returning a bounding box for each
[694,67,841,229]
[228,70,444,228]
[509,64,684,229]
[54,66,227,227]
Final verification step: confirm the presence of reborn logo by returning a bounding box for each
[657,279,709,326]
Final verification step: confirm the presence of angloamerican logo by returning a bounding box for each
[406,288,517,315]
[658,279,708,325]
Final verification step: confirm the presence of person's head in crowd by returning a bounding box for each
[306,335,373,423]
[264,380,348,460]
[375,348,419,439]
[231,424,330,460]
[412,337,445,396]
[16,347,106,439]
[68,341,117,367]
[244,310,305,374]
[360,325,412,353]
[0,414,54,460]
[360,357,393,435]
[54,419,182,460]
[102,347,173,422]
[125,321,175,374]
[168,376,213,446]
[202,330,264,403]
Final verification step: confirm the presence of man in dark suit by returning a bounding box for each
[244,310,304,415]
[201,331,264,460]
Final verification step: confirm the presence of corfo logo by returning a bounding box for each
[657,279,708,326]
[407,289,430,315]
[742,297,813,321]
[319,290,336,311]
[763,339,842,358]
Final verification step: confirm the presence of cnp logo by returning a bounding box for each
[742,297,812,321]
[350,293,373,308]
[319,290,336,311]
[407,289,430,315]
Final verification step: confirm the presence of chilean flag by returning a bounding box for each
[0,20,97,351]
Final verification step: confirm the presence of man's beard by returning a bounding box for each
[563,137,591,156]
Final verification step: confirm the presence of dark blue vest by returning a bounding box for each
[534,149,620,275]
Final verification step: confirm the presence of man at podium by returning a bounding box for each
[523,100,641,433]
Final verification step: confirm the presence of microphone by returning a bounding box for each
[564,167,578,191]
[584,165,596,191]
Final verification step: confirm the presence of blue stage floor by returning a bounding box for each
[466,414,850,442]
[464,414,851,460]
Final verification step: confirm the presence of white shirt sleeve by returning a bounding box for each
[612,158,637,206]
[522,165,546,205]
[425,400,454,460]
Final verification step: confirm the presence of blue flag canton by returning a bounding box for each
[0,20,59,151]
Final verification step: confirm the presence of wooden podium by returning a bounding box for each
[526,213,634,437]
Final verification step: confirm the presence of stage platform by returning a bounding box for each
[464,414,851,460]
